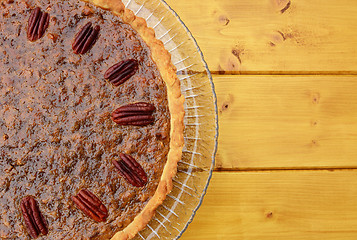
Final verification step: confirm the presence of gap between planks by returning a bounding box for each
[210,71,357,76]
[213,167,357,172]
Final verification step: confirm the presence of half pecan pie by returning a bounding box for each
[0,0,184,239]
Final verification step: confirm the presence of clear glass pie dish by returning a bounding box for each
[122,0,218,239]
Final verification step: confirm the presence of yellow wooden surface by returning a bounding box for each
[181,171,357,240]
[165,0,357,239]
[215,75,357,169]
[165,0,357,73]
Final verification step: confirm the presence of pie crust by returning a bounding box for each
[83,1,185,239]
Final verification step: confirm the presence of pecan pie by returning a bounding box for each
[0,0,184,239]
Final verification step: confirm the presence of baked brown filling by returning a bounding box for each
[0,0,171,239]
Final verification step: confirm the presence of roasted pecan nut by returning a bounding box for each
[111,102,156,126]
[20,196,48,239]
[72,22,100,54]
[104,59,139,86]
[27,7,50,42]
[112,153,148,187]
[72,189,108,222]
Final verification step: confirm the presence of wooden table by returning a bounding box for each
[164,0,357,239]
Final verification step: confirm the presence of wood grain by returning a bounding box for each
[181,171,357,240]
[214,75,357,169]
[165,0,357,73]
[165,1,357,240]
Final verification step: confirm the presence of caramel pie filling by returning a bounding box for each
[0,0,170,239]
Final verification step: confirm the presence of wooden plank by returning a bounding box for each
[181,171,357,240]
[165,0,357,73]
[214,75,357,169]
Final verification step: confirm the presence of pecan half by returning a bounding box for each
[112,153,148,187]
[111,102,156,126]
[20,196,48,239]
[104,59,139,86]
[72,189,108,222]
[72,22,100,54]
[27,7,50,42]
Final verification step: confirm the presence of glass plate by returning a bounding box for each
[121,0,218,239]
